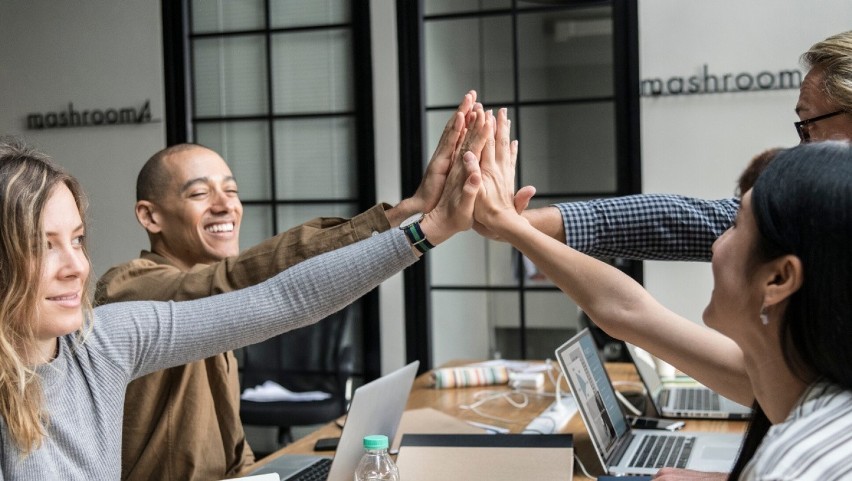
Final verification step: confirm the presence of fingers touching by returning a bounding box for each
[409,90,478,216]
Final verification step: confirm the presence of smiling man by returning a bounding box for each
[97,142,451,481]
[94,91,478,481]
[135,145,243,269]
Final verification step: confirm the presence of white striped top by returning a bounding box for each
[740,381,852,480]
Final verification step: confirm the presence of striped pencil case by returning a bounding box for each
[432,366,510,389]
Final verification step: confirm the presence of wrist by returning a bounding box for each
[417,211,454,247]
[400,213,435,254]
[486,210,527,238]
[386,197,420,227]
[523,206,565,242]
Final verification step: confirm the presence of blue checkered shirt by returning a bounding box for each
[555,194,739,261]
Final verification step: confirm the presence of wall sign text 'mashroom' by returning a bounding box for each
[641,65,803,97]
[25,100,157,130]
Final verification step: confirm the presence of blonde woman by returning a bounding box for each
[0,111,487,478]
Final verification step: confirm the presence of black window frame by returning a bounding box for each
[397,0,642,371]
[160,0,382,382]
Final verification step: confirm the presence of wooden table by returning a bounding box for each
[247,362,747,480]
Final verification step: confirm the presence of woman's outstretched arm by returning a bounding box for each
[472,108,753,405]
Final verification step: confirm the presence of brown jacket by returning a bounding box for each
[95,205,391,481]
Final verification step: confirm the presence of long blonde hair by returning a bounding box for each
[0,137,93,454]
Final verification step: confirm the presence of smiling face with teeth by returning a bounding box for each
[138,146,243,271]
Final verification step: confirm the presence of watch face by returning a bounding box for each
[400,213,424,229]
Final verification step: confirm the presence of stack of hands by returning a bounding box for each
[411,92,729,481]
[410,90,538,251]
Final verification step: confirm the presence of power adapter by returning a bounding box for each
[522,396,577,434]
[509,371,545,390]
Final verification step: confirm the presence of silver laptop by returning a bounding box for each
[555,330,742,476]
[249,361,419,481]
[625,343,752,420]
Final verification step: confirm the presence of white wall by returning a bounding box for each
[0,0,164,278]
[638,0,852,324]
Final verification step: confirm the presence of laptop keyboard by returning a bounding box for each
[674,388,721,411]
[629,434,696,469]
[286,458,332,481]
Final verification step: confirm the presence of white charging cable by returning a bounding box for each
[459,390,529,424]
[612,380,646,416]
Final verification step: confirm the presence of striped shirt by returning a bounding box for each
[740,382,852,480]
[555,194,738,261]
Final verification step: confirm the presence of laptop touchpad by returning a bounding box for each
[701,445,739,460]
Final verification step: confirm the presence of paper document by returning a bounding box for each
[240,380,331,402]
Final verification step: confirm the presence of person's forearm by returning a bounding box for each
[523,206,566,243]
[384,197,419,227]
[493,213,754,405]
[553,195,739,261]
[95,204,392,305]
[104,230,418,380]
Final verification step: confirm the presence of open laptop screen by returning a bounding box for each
[556,329,628,460]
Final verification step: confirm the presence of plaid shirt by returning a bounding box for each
[555,194,739,261]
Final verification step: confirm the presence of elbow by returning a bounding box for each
[581,293,648,342]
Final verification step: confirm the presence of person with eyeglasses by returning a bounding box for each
[477,30,852,265]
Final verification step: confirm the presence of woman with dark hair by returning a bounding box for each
[473,112,852,480]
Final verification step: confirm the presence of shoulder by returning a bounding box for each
[748,385,852,480]
[95,255,180,304]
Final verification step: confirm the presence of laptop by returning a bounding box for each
[555,330,742,476]
[248,361,420,481]
[625,342,752,420]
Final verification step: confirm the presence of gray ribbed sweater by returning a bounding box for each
[0,230,416,480]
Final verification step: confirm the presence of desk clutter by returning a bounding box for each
[431,365,509,388]
[240,380,332,402]
[430,359,555,389]
[239,359,747,481]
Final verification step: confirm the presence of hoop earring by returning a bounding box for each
[760,306,769,326]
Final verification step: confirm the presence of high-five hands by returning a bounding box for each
[470,108,534,235]
[388,90,478,227]
[416,100,493,249]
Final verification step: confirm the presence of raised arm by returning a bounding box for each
[97,92,482,305]
[384,90,479,226]
[96,99,490,381]
[514,196,738,261]
[472,109,752,405]
[550,195,738,261]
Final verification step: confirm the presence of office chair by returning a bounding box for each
[238,304,357,450]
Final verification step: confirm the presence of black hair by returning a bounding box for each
[727,141,852,479]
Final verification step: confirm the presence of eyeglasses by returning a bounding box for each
[794,110,844,142]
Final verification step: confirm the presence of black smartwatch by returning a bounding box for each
[399,213,434,254]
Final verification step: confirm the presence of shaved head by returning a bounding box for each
[136,143,210,202]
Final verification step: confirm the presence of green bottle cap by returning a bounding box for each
[363,434,389,450]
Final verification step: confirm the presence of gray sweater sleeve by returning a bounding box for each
[90,229,417,380]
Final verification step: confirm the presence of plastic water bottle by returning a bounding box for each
[353,434,399,481]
